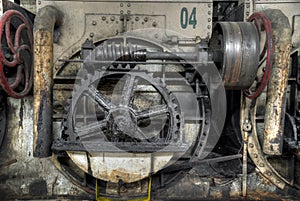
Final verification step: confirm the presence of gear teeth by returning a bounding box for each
[172,103,178,110]
[153,77,161,84]
[66,98,71,105]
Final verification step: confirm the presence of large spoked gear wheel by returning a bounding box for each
[59,69,188,183]
[63,70,184,152]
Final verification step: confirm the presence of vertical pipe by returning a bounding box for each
[33,6,63,157]
[263,10,292,155]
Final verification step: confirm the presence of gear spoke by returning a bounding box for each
[118,74,138,106]
[75,120,107,139]
[85,85,115,111]
[136,104,169,120]
[135,127,150,141]
[9,64,23,89]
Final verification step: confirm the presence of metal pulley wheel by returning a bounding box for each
[0,10,33,98]
[210,22,260,90]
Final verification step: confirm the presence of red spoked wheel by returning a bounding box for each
[244,12,274,99]
[0,10,33,98]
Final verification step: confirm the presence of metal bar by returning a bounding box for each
[52,140,189,153]
[160,154,242,172]
[242,134,248,197]
[33,6,63,157]
[0,159,17,168]
[58,59,209,65]
[146,52,197,60]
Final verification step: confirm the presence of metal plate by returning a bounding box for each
[39,0,212,67]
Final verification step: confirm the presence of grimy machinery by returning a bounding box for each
[0,0,300,200]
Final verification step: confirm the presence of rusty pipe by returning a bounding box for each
[33,6,63,157]
[263,10,292,155]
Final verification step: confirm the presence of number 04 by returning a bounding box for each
[180,7,197,29]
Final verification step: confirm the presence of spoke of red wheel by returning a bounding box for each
[5,16,16,55]
[9,65,23,89]
[14,23,26,47]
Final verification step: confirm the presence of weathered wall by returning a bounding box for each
[0,97,91,200]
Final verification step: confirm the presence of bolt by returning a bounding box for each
[102,16,106,21]
[246,12,250,16]
[127,10,131,15]
[154,34,159,39]
[144,17,148,22]
[267,172,272,176]
[208,18,211,22]
[127,3,131,7]
[120,10,124,14]
[38,0,41,5]
[208,3,212,8]
[254,154,258,158]
[249,143,254,148]
[135,16,139,21]
[92,20,97,25]
[195,36,201,42]
[259,163,264,167]
[208,11,211,15]
[207,25,211,29]
[152,22,157,27]
[243,122,252,132]
[120,3,123,7]
[89,32,94,37]
[111,16,115,21]
[276,180,280,183]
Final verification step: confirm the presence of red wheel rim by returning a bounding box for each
[244,12,274,99]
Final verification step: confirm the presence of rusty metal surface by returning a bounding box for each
[262,9,292,155]
[0,96,294,200]
[33,6,63,157]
